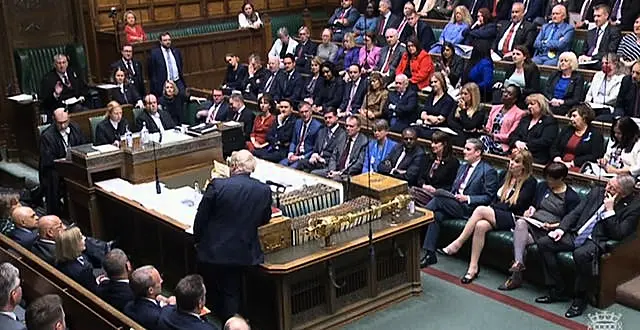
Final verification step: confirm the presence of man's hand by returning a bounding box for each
[548,228,565,241]
[287,153,298,162]
[604,193,617,211]
[422,184,436,193]
[515,141,528,150]
[328,170,341,178]
[454,194,468,203]
[54,81,63,96]
[196,110,208,118]
[388,104,396,110]
[309,153,319,164]
[523,206,536,218]
[578,55,592,63]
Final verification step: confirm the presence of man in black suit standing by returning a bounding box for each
[7,205,38,250]
[400,11,436,51]
[378,127,426,187]
[158,275,216,330]
[614,60,640,118]
[227,94,255,141]
[312,115,368,179]
[97,249,134,312]
[136,94,176,134]
[376,0,402,45]
[110,44,145,97]
[194,150,272,321]
[534,175,640,318]
[578,4,621,70]
[294,26,318,74]
[195,89,229,123]
[273,54,303,103]
[124,265,175,329]
[39,54,89,116]
[298,108,346,172]
[491,2,537,60]
[338,64,367,117]
[148,32,185,97]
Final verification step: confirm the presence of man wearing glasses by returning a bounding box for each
[39,108,87,216]
[0,262,25,330]
[110,44,145,97]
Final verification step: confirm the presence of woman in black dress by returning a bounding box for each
[447,82,486,146]
[94,101,130,146]
[159,80,186,125]
[417,72,456,139]
[312,62,344,113]
[440,149,536,284]
[508,93,558,164]
[410,131,460,206]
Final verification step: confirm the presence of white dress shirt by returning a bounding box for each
[151,112,165,132]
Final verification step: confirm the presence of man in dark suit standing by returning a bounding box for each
[376,0,402,45]
[294,26,318,74]
[338,64,367,117]
[298,108,346,171]
[281,102,323,167]
[227,94,255,141]
[610,0,640,31]
[39,108,87,216]
[194,150,272,321]
[136,94,176,134]
[273,54,303,103]
[313,115,368,178]
[578,4,621,70]
[0,263,26,330]
[148,32,185,97]
[110,44,145,98]
[400,11,436,51]
[384,74,417,133]
[7,206,38,250]
[421,138,498,267]
[378,127,426,187]
[124,265,175,329]
[40,54,89,116]
[614,61,640,118]
[195,89,229,123]
[158,275,216,330]
[534,175,640,318]
[492,2,537,59]
[97,249,134,312]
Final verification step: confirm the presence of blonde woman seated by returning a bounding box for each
[429,5,472,55]
[94,101,130,146]
[440,149,536,284]
[584,53,625,122]
[55,227,98,293]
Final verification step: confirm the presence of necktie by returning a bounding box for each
[322,129,333,151]
[284,72,292,91]
[338,137,353,170]
[470,0,478,15]
[453,165,471,192]
[397,19,407,34]
[234,110,241,121]
[379,17,387,34]
[207,104,219,123]
[297,44,303,58]
[122,86,128,103]
[574,208,604,246]
[429,158,440,178]
[340,8,348,19]
[612,0,621,21]
[127,61,135,75]
[492,0,499,17]
[165,48,176,80]
[346,81,358,112]
[265,74,275,92]
[502,24,516,55]
[580,0,592,21]
[62,74,70,87]
[523,0,529,14]
[382,46,394,73]
[296,122,308,154]
[417,0,427,12]
[588,28,601,56]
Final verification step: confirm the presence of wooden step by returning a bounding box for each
[616,276,640,311]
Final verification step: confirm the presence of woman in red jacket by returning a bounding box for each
[123,10,147,44]
[395,36,434,91]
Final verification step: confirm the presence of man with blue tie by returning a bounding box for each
[7,206,38,250]
[534,175,640,318]
[281,102,322,167]
[384,74,417,133]
[420,138,498,267]
[148,32,185,97]
[532,5,574,66]
[0,263,26,330]
[157,275,217,330]
[124,265,175,329]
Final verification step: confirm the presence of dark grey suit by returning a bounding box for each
[375,43,406,76]
[327,133,369,174]
[0,311,26,330]
[297,125,346,171]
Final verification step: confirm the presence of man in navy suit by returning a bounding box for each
[273,54,303,103]
[124,265,175,329]
[136,94,176,133]
[110,44,145,97]
[521,0,545,23]
[227,94,255,141]
[281,102,322,167]
[384,74,417,133]
[195,89,229,123]
[97,249,134,312]
[577,5,622,70]
[25,294,66,330]
[375,28,406,78]
[0,263,26,330]
[298,108,346,172]
[338,64,367,118]
[7,206,38,250]
[194,150,272,321]
[329,0,360,41]
[148,32,185,97]
[158,275,217,330]
[376,0,402,46]
[378,127,426,187]
[294,26,318,74]
[610,0,640,31]
[400,11,436,51]
[313,115,369,178]
[420,138,498,267]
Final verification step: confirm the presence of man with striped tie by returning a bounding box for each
[535,174,640,318]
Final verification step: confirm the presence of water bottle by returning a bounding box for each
[125,125,133,149]
[140,122,149,145]
[408,200,415,215]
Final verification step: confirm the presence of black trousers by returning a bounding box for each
[198,262,250,321]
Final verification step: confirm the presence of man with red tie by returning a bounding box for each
[375,0,402,45]
[329,0,360,41]
[195,88,229,123]
[491,2,537,60]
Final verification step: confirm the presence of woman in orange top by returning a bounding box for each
[395,36,434,90]
[247,94,277,151]
[123,10,147,44]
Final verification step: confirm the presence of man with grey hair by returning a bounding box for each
[384,74,417,133]
[194,149,272,320]
[535,174,640,318]
[375,28,406,77]
[0,262,26,330]
[228,94,255,142]
[268,26,299,62]
[25,294,66,330]
[123,265,174,329]
[375,0,401,45]
[97,248,134,311]
[39,54,89,117]
[531,4,575,66]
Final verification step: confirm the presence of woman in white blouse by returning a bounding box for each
[585,53,625,122]
[597,117,640,178]
[238,1,263,29]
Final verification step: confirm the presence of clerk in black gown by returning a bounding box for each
[39,108,88,216]
[94,101,130,146]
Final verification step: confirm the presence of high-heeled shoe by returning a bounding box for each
[460,270,480,284]
[437,244,459,256]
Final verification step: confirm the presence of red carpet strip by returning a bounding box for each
[422,267,588,330]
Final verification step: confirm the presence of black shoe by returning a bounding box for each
[460,270,480,284]
[564,299,587,318]
[535,293,569,304]
[420,251,437,268]
[419,248,428,262]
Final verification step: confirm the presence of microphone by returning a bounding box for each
[265,180,287,190]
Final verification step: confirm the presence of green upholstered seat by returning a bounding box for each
[433,29,443,42]
[572,39,585,56]
[14,44,88,95]
[132,107,144,130]
[270,13,304,40]
[89,115,103,143]
[146,20,240,40]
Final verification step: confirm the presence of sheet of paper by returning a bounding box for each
[92,144,120,153]
[63,97,83,105]
[490,51,502,62]
[516,216,544,229]
[8,94,33,103]
[95,84,118,89]
[434,126,458,136]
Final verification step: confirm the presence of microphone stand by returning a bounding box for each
[154,133,162,194]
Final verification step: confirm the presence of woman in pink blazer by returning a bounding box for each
[484,85,526,153]
[359,32,381,73]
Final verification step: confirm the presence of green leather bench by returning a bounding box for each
[433,28,443,43]
[146,20,240,40]
[270,13,305,40]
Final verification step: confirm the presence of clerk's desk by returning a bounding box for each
[55,129,226,238]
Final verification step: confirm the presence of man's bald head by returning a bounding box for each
[11,206,38,229]
[37,215,65,240]
[224,315,250,330]
[52,108,70,132]
[551,5,567,23]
